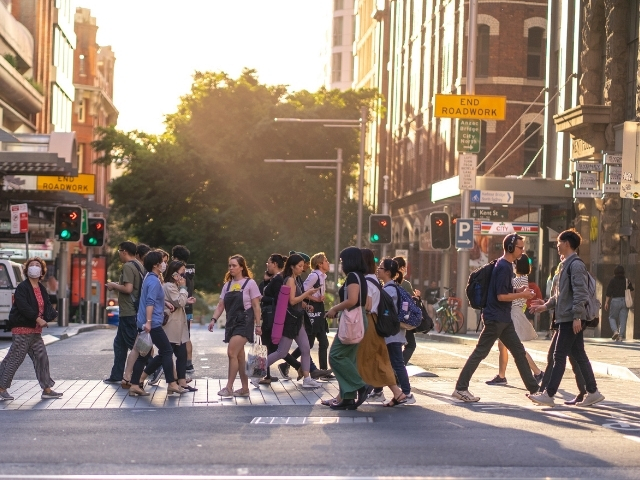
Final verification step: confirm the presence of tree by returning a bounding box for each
[94,69,377,291]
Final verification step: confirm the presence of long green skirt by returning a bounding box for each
[329,308,368,400]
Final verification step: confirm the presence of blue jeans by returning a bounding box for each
[608,297,629,339]
[387,342,411,395]
[546,321,598,397]
[109,315,137,381]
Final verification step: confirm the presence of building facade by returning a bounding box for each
[326,0,355,90]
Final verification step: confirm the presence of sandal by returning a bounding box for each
[121,379,132,389]
[383,395,407,407]
[233,388,250,397]
[180,385,198,392]
[217,387,233,398]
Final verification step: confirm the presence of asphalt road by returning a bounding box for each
[2,326,640,479]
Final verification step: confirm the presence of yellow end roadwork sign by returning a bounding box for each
[37,173,95,195]
[435,94,507,120]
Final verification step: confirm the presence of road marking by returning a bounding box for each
[624,435,640,443]
[250,416,373,424]
[603,420,640,431]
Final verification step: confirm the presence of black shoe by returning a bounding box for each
[277,363,290,379]
[330,399,357,410]
[485,375,507,386]
[355,385,374,407]
[103,378,121,384]
[564,393,585,406]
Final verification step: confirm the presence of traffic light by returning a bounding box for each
[54,206,82,241]
[429,212,451,249]
[83,218,105,247]
[369,214,392,244]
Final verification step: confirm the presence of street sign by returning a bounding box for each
[395,249,408,262]
[457,119,481,153]
[10,204,28,234]
[455,218,474,249]
[36,174,95,195]
[574,188,602,198]
[604,153,622,165]
[81,209,88,235]
[603,184,621,193]
[470,189,514,204]
[608,166,622,183]
[578,172,599,189]
[480,222,539,236]
[471,207,509,220]
[575,162,603,172]
[458,154,477,190]
[435,94,507,121]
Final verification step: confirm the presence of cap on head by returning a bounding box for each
[290,250,310,262]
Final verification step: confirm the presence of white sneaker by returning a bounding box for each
[402,393,416,405]
[302,376,321,388]
[576,390,605,407]
[451,389,480,402]
[367,390,386,402]
[527,390,555,406]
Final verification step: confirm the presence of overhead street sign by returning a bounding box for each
[470,189,514,204]
[435,94,507,121]
[455,218,474,249]
[458,154,477,190]
[36,174,95,195]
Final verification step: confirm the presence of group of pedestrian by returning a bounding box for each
[452,230,605,409]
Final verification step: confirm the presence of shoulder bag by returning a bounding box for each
[625,278,634,308]
[337,273,365,344]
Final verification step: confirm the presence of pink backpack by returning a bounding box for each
[337,273,365,344]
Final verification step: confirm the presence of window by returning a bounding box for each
[527,27,545,79]
[78,98,85,123]
[333,16,343,46]
[332,53,342,83]
[476,25,490,77]
[0,265,11,289]
[334,0,343,10]
[523,123,543,176]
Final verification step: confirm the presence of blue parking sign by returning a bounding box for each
[455,218,474,249]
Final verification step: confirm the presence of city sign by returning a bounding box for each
[36,174,95,195]
[574,188,602,198]
[458,154,477,190]
[470,189,514,204]
[457,119,481,153]
[575,162,603,172]
[435,94,507,121]
[455,218,474,249]
[578,172,599,189]
[480,222,539,236]
[604,154,622,165]
[10,204,28,234]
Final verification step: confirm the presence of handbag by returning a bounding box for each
[134,331,153,356]
[245,336,268,378]
[625,278,634,308]
[337,273,365,344]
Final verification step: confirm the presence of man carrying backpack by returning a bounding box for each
[452,234,539,402]
[104,241,144,384]
[527,229,605,407]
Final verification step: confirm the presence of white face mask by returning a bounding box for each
[160,262,167,273]
[27,265,42,278]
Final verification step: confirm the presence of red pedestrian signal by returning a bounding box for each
[429,212,451,249]
[83,218,105,247]
[369,214,392,244]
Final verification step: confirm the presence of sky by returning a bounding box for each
[76,0,332,134]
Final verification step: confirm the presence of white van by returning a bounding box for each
[0,254,26,329]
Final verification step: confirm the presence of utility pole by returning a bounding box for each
[456,0,478,333]
[57,242,68,326]
[381,175,389,258]
[357,106,368,248]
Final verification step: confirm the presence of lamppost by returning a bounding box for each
[275,105,368,248]
[264,149,343,290]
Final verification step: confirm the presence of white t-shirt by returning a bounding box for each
[303,270,326,302]
[218,278,261,310]
[365,274,381,312]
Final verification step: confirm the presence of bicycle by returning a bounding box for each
[434,288,465,334]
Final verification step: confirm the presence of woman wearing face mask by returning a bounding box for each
[0,257,61,401]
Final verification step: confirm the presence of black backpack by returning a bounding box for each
[414,297,434,333]
[466,259,498,310]
[366,278,401,337]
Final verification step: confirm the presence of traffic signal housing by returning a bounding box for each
[54,206,82,241]
[429,212,451,249]
[83,218,105,247]
[369,214,392,244]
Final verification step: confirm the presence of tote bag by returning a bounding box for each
[337,273,365,345]
[625,278,634,309]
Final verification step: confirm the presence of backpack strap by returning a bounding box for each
[366,277,382,292]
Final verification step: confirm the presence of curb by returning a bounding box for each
[425,332,640,383]
[53,323,114,340]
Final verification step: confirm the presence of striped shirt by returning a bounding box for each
[512,275,529,308]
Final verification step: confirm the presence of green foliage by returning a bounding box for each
[3,54,17,68]
[93,69,378,292]
[26,77,43,94]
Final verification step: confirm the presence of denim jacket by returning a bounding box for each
[544,253,588,323]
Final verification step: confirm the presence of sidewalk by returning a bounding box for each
[425,330,640,382]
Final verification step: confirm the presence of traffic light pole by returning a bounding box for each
[57,241,69,327]
[381,175,389,258]
[85,247,93,324]
[456,0,478,334]
[441,205,451,296]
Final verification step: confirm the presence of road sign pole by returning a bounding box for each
[456,0,479,334]
[441,205,451,295]
[57,241,69,327]
[85,248,93,324]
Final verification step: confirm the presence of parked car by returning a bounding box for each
[0,253,27,330]
[106,305,119,326]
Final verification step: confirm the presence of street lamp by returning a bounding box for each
[264,149,343,290]
[275,105,368,248]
